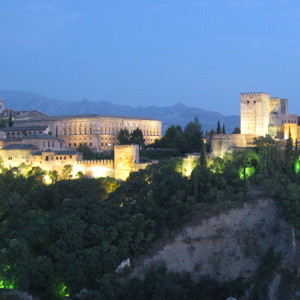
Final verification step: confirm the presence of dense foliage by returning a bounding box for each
[1,130,300,299]
[117,128,145,147]
[0,152,249,299]
[149,117,206,155]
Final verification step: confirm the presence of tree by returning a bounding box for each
[222,124,226,134]
[294,140,300,173]
[8,111,13,127]
[48,170,59,183]
[61,165,73,180]
[77,143,94,159]
[253,135,283,174]
[0,118,9,129]
[117,129,130,145]
[150,125,183,149]
[130,128,145,148]
[200,141,207,166]
[181,116,204,153]
[27,166,46,182]
[232,127,241,134]
[284,127,294,173]
[216,121,221,134]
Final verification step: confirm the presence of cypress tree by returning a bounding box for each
[222,124,226,134]
[8,110,13,127]
[294,139,300,173]
[200,140,207,166]
[216,121,221,134]
[285,127,293,172]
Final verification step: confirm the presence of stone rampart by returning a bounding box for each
[210,134,259,157]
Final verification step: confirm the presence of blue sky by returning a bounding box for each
[1,0,300,115]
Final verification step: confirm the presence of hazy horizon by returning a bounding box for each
[1,1,300,115]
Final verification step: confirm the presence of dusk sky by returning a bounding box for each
[1,0,300,115]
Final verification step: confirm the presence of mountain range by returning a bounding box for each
[0,90,240,133]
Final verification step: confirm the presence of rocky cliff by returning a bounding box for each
[133,199,300,299]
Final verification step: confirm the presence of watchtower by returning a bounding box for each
[240,92,270,136]
[114,145,139,180]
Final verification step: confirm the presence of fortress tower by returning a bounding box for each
[240,92,297,140]
[240,93,270,136]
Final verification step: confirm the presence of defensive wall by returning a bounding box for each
[0,145,149,181]
[210,134,260,157]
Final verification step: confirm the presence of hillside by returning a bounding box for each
[0,90,239,132]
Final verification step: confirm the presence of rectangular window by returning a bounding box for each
[48,141,50,147]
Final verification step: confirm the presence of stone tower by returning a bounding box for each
[240,92,270,136]
[114,145,139,180]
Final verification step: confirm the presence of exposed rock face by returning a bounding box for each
[134,199,293,282]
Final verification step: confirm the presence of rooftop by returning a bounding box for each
[32,149,79,155]
[0,109,47,119]
[1,125,48,132]
[2,144,39,150]
[22,133,62,140]
[16,113,160,122]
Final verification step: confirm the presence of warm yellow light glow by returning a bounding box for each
[43,174,52,185]
[90,166,112,178]
[72,165,85,178]
[177,155,199,177]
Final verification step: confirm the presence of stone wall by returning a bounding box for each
[0,144,147,181]
[210,134,259,157]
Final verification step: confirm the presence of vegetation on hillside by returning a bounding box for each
[1,119,300,299]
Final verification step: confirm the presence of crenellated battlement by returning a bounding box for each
[240,92,269,99]
[114,145,136,149]
[77,159,114,165]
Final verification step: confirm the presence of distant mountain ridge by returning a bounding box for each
[0,90,240,133]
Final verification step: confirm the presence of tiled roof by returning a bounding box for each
[22,133,61,140]
[0,109,47,119]
[17,114,159,121]
[2,144,39,150]
[1,125,48,132]
[31,149,79,156]
[53,150,78,155]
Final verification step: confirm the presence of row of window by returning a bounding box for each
[44,155,73,161]
[43,141,63,148]
[69,142,93,147]
[61,129,160,136]
[6,131,43,139]
[282,120,297,124]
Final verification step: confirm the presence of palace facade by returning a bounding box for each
[13,114,162,151]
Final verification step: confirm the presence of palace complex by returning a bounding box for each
[0,101,162,180]
[211,92,299,156]
[0,92,298,180]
